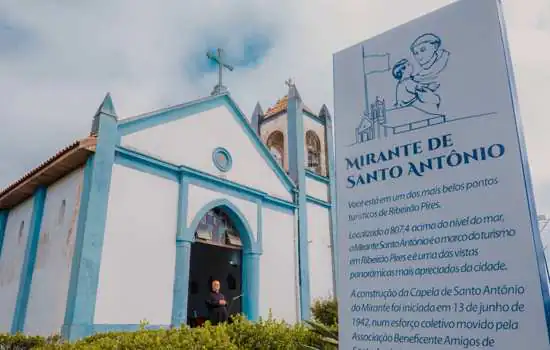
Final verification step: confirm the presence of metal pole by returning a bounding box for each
[218,49,223,88]
[362,46,369,120]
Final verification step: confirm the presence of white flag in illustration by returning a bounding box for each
[363,50,391,75]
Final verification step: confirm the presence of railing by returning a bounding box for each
[390,115,446,134]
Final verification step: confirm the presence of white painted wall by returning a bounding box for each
[186,185,258,241]
[305,177,329,202]
[122,105,292,202]
[306,203,333,302]
[24,168,84,336]
[259,208,298,323]
[0,198,34,332]
[94,164,178,325]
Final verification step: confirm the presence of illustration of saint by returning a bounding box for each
[392,58,441,113]
[392,33,450,115]
[351,31,495,148]
[392,58,438,107]
[409,33,450,113]
[411,33,450,83]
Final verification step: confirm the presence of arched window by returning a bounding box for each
[266,131,284,167]
[306,130,322,174]
[195,208,242,248]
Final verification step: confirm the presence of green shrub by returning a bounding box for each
[301,320,338,350]
[227,314,320,349]
[0,333,62,350]
[310,297,338,327]
[303,298,339,350]
[1,313,325,349]
[39,324,236,350]
[0,314,331,350]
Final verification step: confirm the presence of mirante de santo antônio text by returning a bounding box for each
[343,133,505,189]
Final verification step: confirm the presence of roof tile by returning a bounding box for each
[263,95,317,119]
[0,137,97,205]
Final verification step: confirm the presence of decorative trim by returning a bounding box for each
[286,88,311,321]
[325,113,338,298]
[496,1,550,335]
[117,93,296,196]
[306,196,331,209]
[114,146,296,213]
[171,177,190,326]
[186,176,294,214]
[62,107,118,341]
[176,177,189,241]
[305,169,330,184]
[118,94,223,134]
[304,110,326,125]
[261,109,325,126]
[115,147,179,182]
[63,156,94,339]
[256,199,263,252]
[0,210,8,261]
[212,147,233,173]
[242,251,260,321]
[12,186,47,333]
[171,240,191,326]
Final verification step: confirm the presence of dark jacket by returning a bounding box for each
[206,291,229,325]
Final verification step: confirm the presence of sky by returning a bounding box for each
[0,1,549,224]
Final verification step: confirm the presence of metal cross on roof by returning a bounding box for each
[207,48,234,96]
[285,78,295,88]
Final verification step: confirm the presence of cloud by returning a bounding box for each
[1,0,550,222]
[189,34,274,80]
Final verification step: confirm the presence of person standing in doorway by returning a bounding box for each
[206,280,229,325]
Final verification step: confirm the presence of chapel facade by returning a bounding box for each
[0,81,337,340]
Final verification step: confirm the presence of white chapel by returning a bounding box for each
[0,64,337,339]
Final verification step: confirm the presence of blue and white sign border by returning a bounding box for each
[495,0,550,335]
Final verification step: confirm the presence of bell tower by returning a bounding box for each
[251,81,330,181]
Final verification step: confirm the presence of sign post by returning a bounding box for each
[333,0,550,348]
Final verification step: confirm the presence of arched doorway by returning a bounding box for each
[180,199,260,327]
[187,207,243,326]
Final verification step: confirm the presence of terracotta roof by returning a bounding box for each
[263,95,317,119]
[0,136,97,209]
